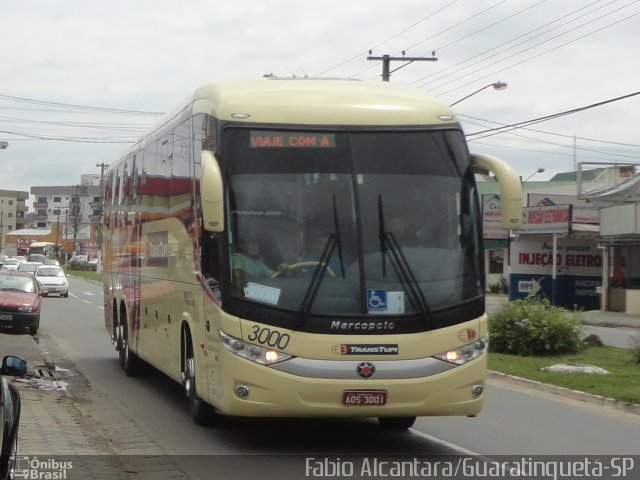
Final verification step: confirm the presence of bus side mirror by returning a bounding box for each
[201,151,224,233]
[471,152,523,229]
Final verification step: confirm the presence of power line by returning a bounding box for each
[316,0,461,77]
[0,129,136,143]
[0,94,164,116]
[0,116,150,133]
[460,113,640,148]
[422,0,640,94]
[465,89,640,140]
[411,0,611,88]
[465,122,640,162]
[471,140,637,164]
[400,0,516,58]
[358,0,511,80]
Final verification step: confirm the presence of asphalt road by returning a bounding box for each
[27,277,640,473]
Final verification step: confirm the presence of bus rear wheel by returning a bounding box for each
[118,306,142,376]
[378,416,416,430]
[182,331,216,426]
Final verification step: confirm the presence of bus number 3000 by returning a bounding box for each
[247,325,291,350]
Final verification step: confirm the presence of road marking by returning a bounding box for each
[409,429,482,457]
[69,292,78,299]
[83,292,95,296]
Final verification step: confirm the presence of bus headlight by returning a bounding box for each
[433,335,489,365]
[218,330,294,365]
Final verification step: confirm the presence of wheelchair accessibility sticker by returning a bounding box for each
[367,289,405,314]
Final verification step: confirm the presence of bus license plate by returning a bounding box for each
[0,314,12,320]
[343,390,387,406]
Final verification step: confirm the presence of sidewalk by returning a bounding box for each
[1,331,115,456]
[1,331,188,479]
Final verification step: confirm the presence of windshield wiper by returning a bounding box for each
[377,195,432,324]
[298,195,344,320]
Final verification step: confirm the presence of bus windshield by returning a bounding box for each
[222,128,483,329]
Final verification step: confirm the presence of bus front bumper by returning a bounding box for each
[208,351,487,418]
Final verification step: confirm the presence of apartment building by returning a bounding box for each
[0,189,29,252]
[30,174,102,254]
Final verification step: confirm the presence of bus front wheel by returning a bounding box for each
[378,416,416,430]
[182,331,216,426]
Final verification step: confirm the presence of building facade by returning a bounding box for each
[29,174,102,258]
[480,164,640,313]
[0,189,29,255]
[583,171,640,314]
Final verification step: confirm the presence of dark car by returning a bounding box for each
[0,271,43,336]
[0,355,27,480]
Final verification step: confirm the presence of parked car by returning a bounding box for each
[0,355,27,480]
[0,270,43,335]
[69,255,88,266]
[16,262,41,275]
[0,260,20,272]
[34,265,69,298]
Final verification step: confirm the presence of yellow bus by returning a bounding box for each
[102,78,522,430]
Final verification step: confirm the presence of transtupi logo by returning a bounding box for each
[333,344,399,355]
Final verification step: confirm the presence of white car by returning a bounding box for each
[1,259,20,271]
[34,265,69,297]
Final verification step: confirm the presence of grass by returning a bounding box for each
[63,266,103,283]
[488,346,640,405]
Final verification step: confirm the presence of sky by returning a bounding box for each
[2,0,640,197]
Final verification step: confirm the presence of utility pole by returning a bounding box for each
[367,51,437,82]
[96,162,109,184]
[96,162,109,250]
[71,185,81,255]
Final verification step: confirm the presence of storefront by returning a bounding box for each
[598,203,640,314]
[509,204,602,310]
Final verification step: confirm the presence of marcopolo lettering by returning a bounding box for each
[330,321,395,331]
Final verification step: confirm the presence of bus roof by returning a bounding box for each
[123,78,461,160]
[190,77,458,126]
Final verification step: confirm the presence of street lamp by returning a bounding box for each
[449,81,508,107]
[522,167,545,183]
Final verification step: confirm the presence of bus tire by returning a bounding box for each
[119,305,142,376]
[378,416,416,430]
[181,328,216,426]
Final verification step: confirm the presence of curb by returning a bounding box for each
[488,370,640,416]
